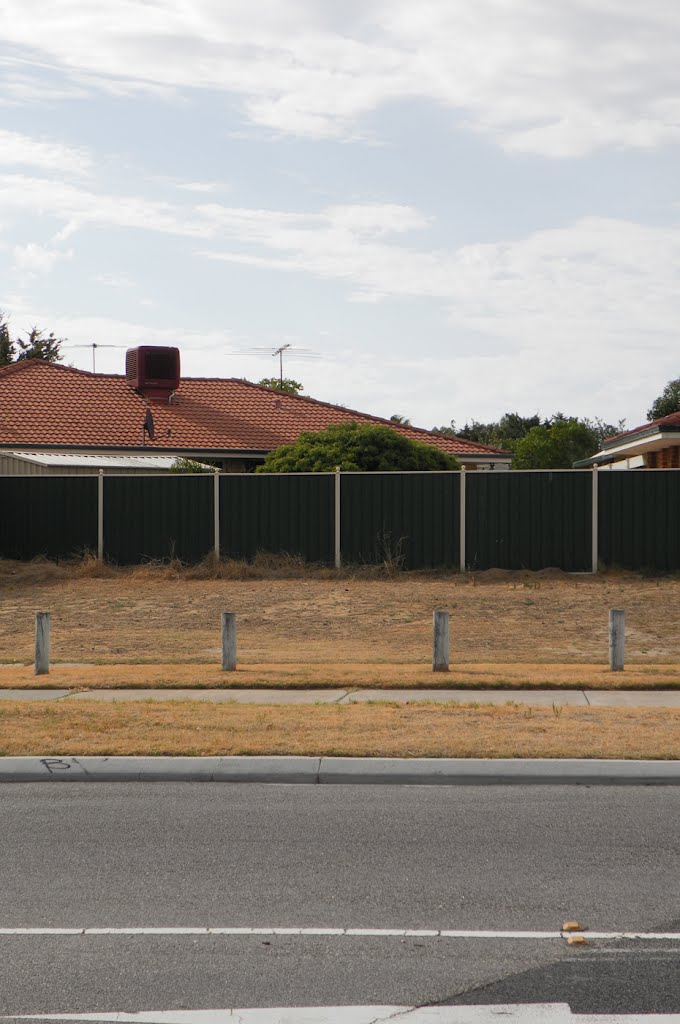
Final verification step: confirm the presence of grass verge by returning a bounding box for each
[1,701,679,758]
[2,662,680,690]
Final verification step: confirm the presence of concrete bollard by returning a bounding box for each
[35,612,51,676]
[221,612,237,672]
[609,609,625,672]
[433,610,450,672]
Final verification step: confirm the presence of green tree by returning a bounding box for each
[0,313,14,366]
[432,413,541,448]
[431,421,458,438]
[390,413,411,426]
[257,421,460,473]
[582,416,626,448]
[258,377,304,395]
[15,326,64,362]
[512,418,599,469]
[647,376,680,420]
[0,313,65,364]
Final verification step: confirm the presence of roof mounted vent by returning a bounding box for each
[126,346,180,401]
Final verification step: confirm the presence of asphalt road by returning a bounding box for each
[0,783,679,1018]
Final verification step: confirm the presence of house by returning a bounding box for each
[574,411,680,470]
[0,347,512,472]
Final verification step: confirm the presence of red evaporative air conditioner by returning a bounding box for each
[125,346,180,400]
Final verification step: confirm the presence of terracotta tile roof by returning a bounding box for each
[0,359,510,459]
[604,410,680,447]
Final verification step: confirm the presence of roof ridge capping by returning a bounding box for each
[0,358,98,380]
[230,378,511,455]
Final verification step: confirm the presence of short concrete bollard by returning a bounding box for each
[433,610,450,672]
[609,609,625,672]
[221,612,237,672]
[35,611,51,676]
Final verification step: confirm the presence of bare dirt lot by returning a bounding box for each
[1,559,679,671]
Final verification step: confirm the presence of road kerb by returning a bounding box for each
[1,756,680,785]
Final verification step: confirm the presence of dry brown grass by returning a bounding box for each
[2,661,680,690]
[2,557,679,670]
[1,701,679,758]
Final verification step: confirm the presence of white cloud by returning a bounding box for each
[0,175,213,238]
[94,273,135,289]
[0,129,91,175]
[1,1,679,154]
[175,182,226,194]
[1,168,677,424]
[197,210,680,375]
[1,170,676,361]
[12,242,72,274]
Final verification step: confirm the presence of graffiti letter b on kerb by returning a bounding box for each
[40,758,72,773]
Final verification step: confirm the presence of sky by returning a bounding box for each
[0,0,678,434]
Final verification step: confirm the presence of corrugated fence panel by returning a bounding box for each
[466,471,591,571]
[599,470,680,571]
[341,473,459,569]
[104,475,214,564]
[220,474,334,563]
[0,476,98,559]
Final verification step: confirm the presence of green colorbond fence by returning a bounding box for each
[219,474,334,563]
[341,472,459,570]
[598,471,680,572]
[465,471,592,572]
[1,469,679,572]
[0,476,98,560]
[104,475,214,565]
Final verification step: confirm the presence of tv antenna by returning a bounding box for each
[64,343,126,373]
[248,344,320,384]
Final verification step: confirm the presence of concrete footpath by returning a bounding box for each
[2,755,680,784]
[2,687,680,706]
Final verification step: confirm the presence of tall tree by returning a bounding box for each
[512,418,599,469]
[582,416,626,448]
[431,411,624,465]
[0,312,14,366]
[0,314,65,365]
[258,377,303,395]
[15,326,64,363]
[647,376,680,420]
[432,412,542,448]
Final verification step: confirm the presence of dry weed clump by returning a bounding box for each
[1,701,679,759]
[0,551,412,586]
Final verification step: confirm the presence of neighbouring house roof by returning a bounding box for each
[602,411,680,447]
[2,451,183,470]
[0,359,511,462]
[574,411,680,468]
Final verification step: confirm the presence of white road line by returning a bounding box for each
[0,927,679,940]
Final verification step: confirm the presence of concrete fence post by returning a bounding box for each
[609,609,625,672]
[213,472,221,560]
[591,464,599,574]
[97,470,104,562]
[221,612,237,671]
[334,467,341,569]
[433,610,450,672]
[35,612,51,676]
[459,467,466,573]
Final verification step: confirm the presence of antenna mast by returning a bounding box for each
[273,343,291,384]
